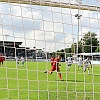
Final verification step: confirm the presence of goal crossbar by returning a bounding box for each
[0,0,100,12]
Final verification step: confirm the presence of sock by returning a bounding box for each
[67,67,68,70]
[88,70,90,75]
[78,66,79,71]
[58,73,62,80]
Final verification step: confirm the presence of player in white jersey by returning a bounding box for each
[16,57,19,67]
[21,56,25,66]
[83,57,92,75]
[78,55,83,71]
[66,57,73,71]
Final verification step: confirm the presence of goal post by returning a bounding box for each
[1,0,100,11]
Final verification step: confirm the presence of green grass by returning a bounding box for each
[0,61,100,100]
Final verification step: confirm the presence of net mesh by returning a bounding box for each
[0,0,100,100]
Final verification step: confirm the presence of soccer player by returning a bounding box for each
[44,55,63,81]
[21,56,25,66]
[0,53,2,66]
[78,55,83,71]
[83,57,92,75]
[0,53,5,66]
[50,55,55,67]
[66,57,73,71]
[16,57,19,67]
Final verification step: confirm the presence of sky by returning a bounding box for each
[42,0,100,6]
[0,0,100,52]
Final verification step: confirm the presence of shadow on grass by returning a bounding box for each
[67,79,84,82]
[55,79,84,82]
[86,74,100,76]
[93,74,100,76]
[55,79,66,81]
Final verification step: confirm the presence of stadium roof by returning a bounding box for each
[0,0,100,12]
[0,41,22,46]
[79,52,100,56]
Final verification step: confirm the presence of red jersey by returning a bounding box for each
[50,57,61,72]
[0,54,5,62]
[50,57,55,66]
[53,57,60,67]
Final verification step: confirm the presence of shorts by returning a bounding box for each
[85,65,89,68]
[78,63,83,66]
[51,66,60,72]
[22,61,24,64]
[68,62,72,66]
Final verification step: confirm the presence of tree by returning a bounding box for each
[95,46,100,52]
[78,41,82,53]
[65,47,71,57]
[54,31,99,57]
[82,31,99,53]
[71,43,76,53]
[57,49,65,59]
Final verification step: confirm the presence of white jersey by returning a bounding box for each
[16,57,19,63]
[78,57,83,66]
[68,57,72,62]
[21,57,25,63]
[67,57,72,64]
[84,59,91,68]
[16,57,19,67]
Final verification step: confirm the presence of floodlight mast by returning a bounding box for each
[75,0,82,56]
[75,14,82,55]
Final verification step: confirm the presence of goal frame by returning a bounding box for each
[1,0,100,12]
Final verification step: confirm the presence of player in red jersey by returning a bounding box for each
[44,55,63,81]
[50,55,55,66]
[0,53,5,66]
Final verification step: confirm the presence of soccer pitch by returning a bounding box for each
[0,61,100,100]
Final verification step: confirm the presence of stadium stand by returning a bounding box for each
[0,41,46,59]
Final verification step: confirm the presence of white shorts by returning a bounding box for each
[78,63,83,66]
[84,65,89,68]
[22,61,24,64]
[68,62,72,66]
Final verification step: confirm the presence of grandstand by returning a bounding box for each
[0,41,28,57]
[79,52,100,64]
[0,41,47,59]
[73,52,100,64]
[0,41,22,47]
[79,52,100,60]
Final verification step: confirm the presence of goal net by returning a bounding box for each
[0,0,100,100]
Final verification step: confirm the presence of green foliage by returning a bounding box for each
[58,31,99,55]
[57,49,65,59]
[81,31,99,53]
[95,46,100,52]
